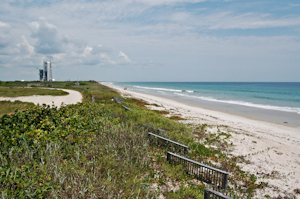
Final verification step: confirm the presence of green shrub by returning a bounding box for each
[0,103,152,198]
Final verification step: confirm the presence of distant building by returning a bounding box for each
[44,61,52,81]
[39,60,53,81]
[39,69,44,81]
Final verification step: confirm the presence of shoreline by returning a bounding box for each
[172,94,300,127]
[105,82,299,128]
[140,90,299,128]
[101,82,300,198]
[114,82,300,126]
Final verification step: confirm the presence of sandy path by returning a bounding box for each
[0,88,82,107]
[101,82,300,198]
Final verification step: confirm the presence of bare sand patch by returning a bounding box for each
[101,82,300,198]
[0,88,82,108]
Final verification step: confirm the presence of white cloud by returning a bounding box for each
[51,53,66,61]
[171,12,300,30]
[0,22,11,49]
[76,45,128,66]
[0,22,10,32]
[17,35,34,55]
[118,51,132,63]
[30,17,64,54]
[91,45,111,55]
[171,12,191,22]
[0,0,300,81]
[133,0,207,6]
[289,3,300,7]
[205,12,300,30]
[25,18,128,67]
[80,46,93,57]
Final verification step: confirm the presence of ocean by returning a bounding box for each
[111,82,300,126]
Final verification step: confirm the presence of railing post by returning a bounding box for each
[167,152,170,163]
[184,147,188,154]
[222,173,228,190]
[204,189,210,199]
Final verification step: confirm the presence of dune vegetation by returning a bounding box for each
[0,101,35,117]
[0,87,68,98]
[0,81,259,198]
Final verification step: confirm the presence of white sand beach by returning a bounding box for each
[0,88,82,108]
[101,82,300,198]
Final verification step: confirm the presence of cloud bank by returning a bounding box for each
[0,0,300,81]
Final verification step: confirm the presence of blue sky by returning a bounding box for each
[0,0,300,81]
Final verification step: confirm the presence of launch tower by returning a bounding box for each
[39,60,53,81]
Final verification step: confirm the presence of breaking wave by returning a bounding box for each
[133,86,195,93]
[174,93,300,114]
[133,86,182,92]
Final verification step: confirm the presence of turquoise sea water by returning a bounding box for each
[111,82,300,126]
[111,82,300,123]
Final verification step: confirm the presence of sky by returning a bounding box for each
[0,0,300,82]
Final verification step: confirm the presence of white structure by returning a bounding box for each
[43,60,52,81]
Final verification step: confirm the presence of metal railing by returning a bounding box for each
[122,105,131,111]
[148,132,188,154]
[112,97,124,104]
[167,152,228,190]
[204,188,244,199]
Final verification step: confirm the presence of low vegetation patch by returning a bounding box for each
[154,110,170,115]
[150,103,161,107]
[0,101,35,117]
[0,87,68,97]
[169,115,185,120]
[127,98,150,107]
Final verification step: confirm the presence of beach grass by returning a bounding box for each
[0,86,68,97]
